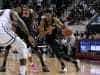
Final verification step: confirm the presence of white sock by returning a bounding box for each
[19,66,26,75]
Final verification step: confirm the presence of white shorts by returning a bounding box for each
[11,37,29,59]
[0,31,29,59]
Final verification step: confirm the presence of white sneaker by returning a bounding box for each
[76,59,80,68]
[60,67,67,73]
[63,67,67,72]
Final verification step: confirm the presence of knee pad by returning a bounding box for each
[6,45,11,50]
[20,59,26,65]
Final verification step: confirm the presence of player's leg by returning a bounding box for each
[37,50,49,72]
[0,45,11,72]
[0,32,14,72]
[62,53,80,72]
[32,46,49,72]
[11,37,30,75]
[49,42,66,72]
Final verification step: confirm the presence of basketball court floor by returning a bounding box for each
[0,53,100,75]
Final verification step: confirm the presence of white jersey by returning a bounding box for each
[0,9,16,46]
[0,9,29,60]
[0,9,12,32]
[61,34,75,47]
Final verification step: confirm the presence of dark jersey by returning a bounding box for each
[16,10,33,46]
[46,27,59,44]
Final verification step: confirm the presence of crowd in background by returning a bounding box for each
[2,0,98,21]
[0,0,99,41]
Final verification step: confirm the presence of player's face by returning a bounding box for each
[22,7,30,17]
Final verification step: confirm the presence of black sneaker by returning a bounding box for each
[0,66,6,72]
[42,67,50,72]
[59,67,67,73]
[75,61,80,72]
[59,64,66,73]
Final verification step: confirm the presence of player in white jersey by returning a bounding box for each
[0,9,34,75]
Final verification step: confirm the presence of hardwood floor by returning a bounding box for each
[0,53,100,75]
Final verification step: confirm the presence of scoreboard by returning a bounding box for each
[80,39,100,52]
[76,39,100,60]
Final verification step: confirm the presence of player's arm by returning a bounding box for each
[11,10,35,45]
[53,17,65,29]
[11,10,30,36]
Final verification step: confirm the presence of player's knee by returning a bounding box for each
[22,48,29,58]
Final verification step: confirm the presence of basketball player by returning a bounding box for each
[40,13,80,72]
[61,27,80,71]
[0,9,34,75]
[16,5,49,72]
[61,27,76,57]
